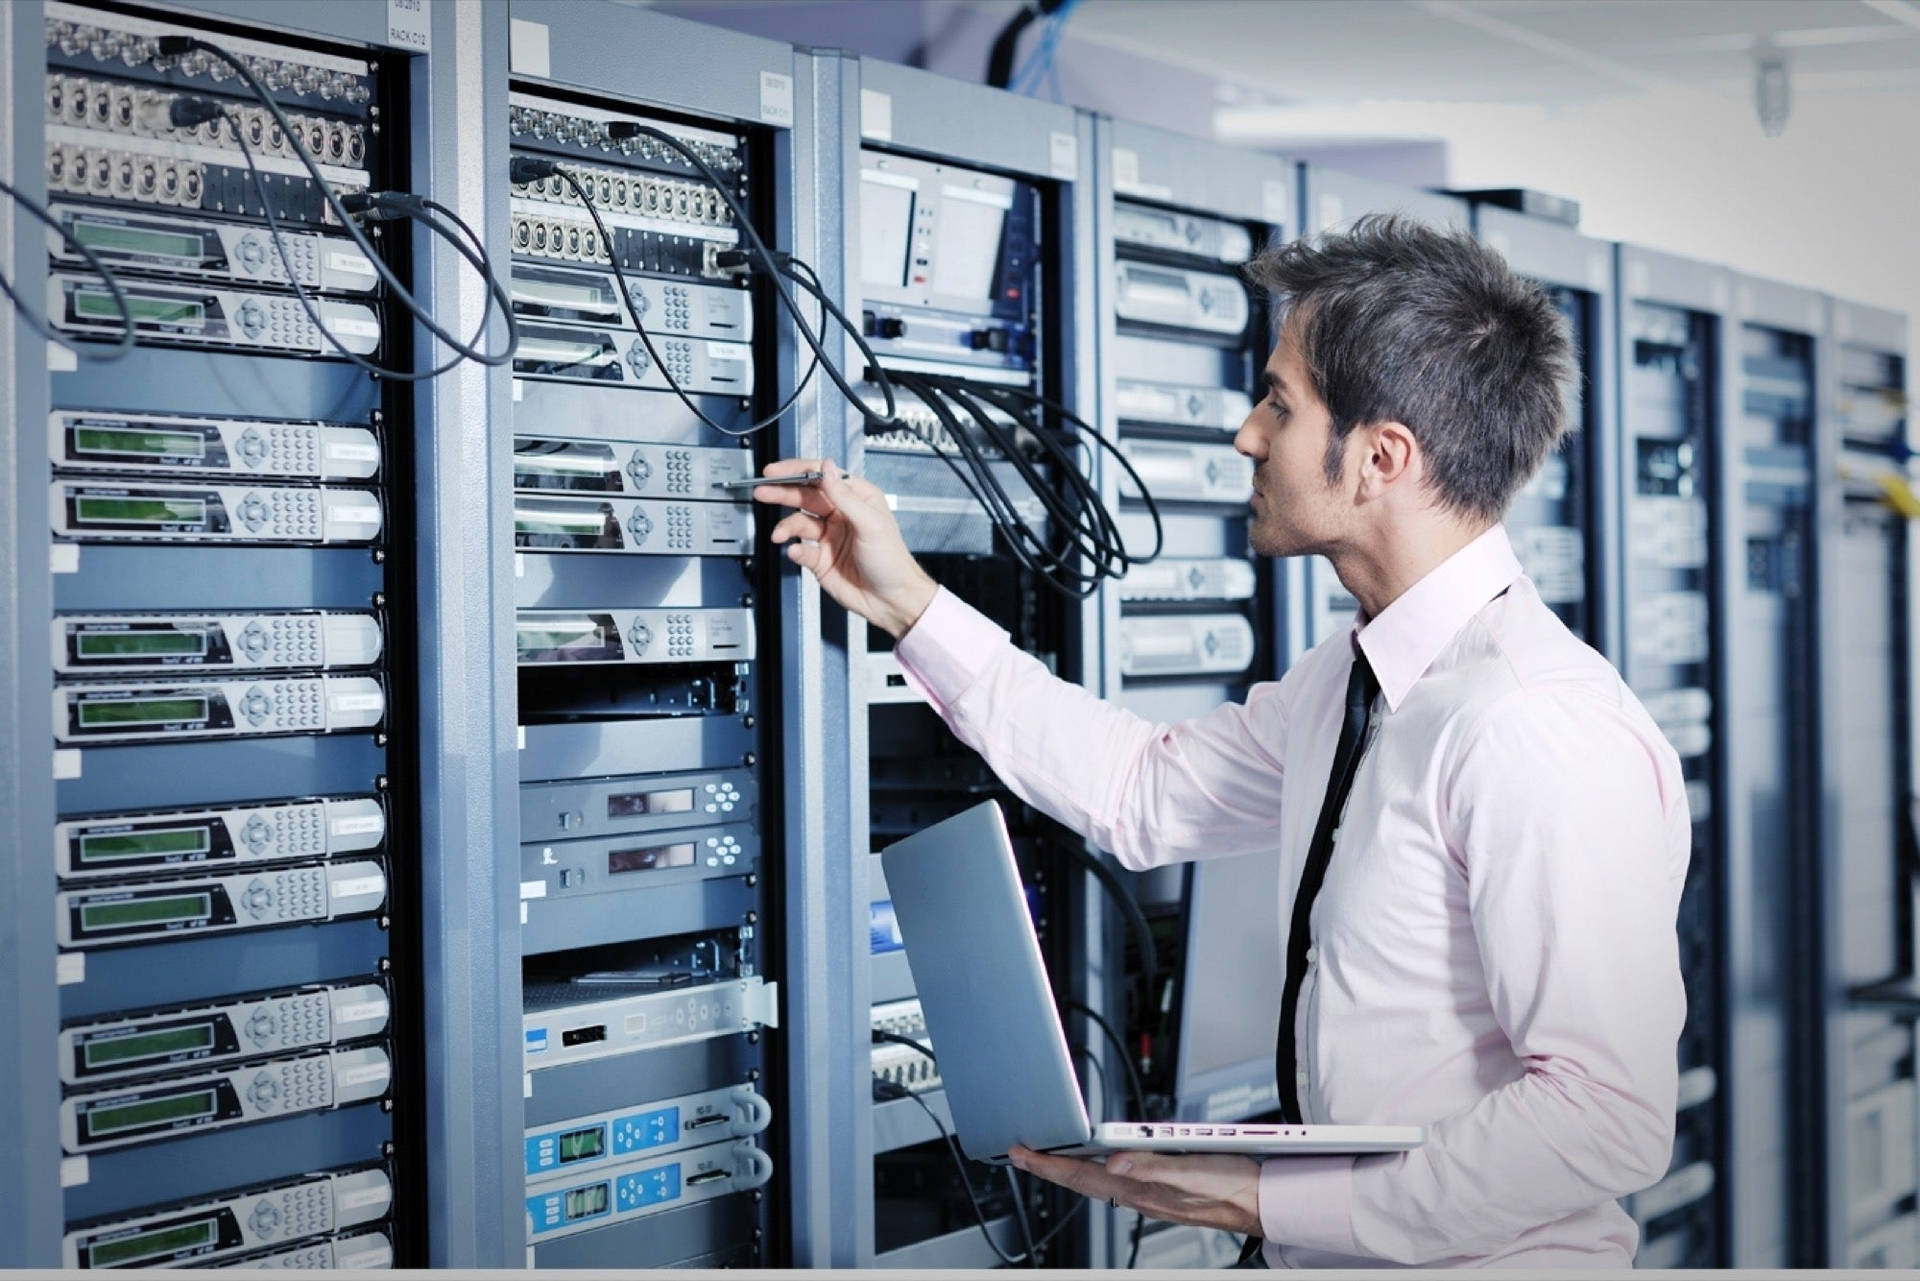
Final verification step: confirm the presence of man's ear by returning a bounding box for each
[1355,420,1417,500]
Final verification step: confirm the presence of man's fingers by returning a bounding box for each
[1009,1149,1131,1203]
[769,510,824,545]
[762,457,825,481]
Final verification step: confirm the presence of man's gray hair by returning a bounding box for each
[1245,214,1576,521]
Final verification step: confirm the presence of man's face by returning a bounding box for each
[1234,320,1350,559]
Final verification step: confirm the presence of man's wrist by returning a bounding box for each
[877,572,939,641]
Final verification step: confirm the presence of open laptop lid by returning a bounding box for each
[880,800,1093,1164]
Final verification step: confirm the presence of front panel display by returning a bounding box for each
[512,435,751,499]
[1111,204,1253,263]
[510,263,752,342]
[56,861,387,947]
[49,273,380,355]
[524,1084,771,1178]
[55,612,382,674]
[1112,261,1250,338]
[54,676,385,744]
[511,321,752,395]
[1117,557,1258,603]
[50,411,381,481]
[61,981,390,1085]
[49,203,378,292]
[522,976,778,1071]
[523,1140,773,1242]
[63,1166,391,1267]
[515,609,754,666]
[1118,613,1256,678]
[520,768,755,844]
[522,822,756,900]
[57,795,384,879]
[60,1046,392,1154]
[512,495,747,557]
[1117,439,1255,505]
[1114,378,1251,435]
[52,481,383,545]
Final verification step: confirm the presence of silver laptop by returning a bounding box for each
[880,800,1425,1164]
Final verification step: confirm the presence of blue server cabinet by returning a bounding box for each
[1614,244,1730,1268]
[0,0,520,1267]
[1821,297,1919,1268]
[1719,274,1828,1265]
[500,2,820,1268]
[833,54,1103,1268]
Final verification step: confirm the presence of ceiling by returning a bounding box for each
[1061,0,1920,106]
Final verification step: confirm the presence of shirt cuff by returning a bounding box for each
[891,587,1010,717]
[1258,1154,1358,1259]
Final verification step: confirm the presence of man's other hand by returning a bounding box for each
[1008,1145,1263,1237]
[753,458,938,640]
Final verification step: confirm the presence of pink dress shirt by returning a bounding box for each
[894,524,1690,1267]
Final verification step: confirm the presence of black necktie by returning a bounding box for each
[1275,650,1380,1124]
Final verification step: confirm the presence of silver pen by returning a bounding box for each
[712,471,825,491]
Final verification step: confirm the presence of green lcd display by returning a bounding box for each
[73,494,208,526]
[78,289,204,325]
[79,893,212,931]
[83,1022,216,1070]
[86,1219,218,1267]
[72,220,202,260]
[76,628,208,658]
[563,1184,609,1221]
[77,696,209,728]
[82,1088,218,1137]
[74,425,207,459]
[78,826,212,865]
[558,1126,605,1164]
[514,506,615,537]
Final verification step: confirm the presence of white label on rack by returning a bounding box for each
[334,1060,391,1091]
[332,814,385,837]
[331,874,385,900]
[60,1156,88,1188]
[709,343,747,363]
[52,749,81,780]
[512,378,526,402]
[56,951,85,985]
[334,692,384,712]
[860,89,893,142]
[386,0,430,52]
[1111,147,1141,192]
[332,1000,389,1026]
[48,343,77,373]
[327,442,381,463]
[333,505,384,527]
[50,543,79,574]
[520,879,548,900]
[1262,179,1291,226]
[1049,132,1078,182]
[337,1182,390,1211]
[329,251,378,277]
[759,71,793,127]
[509,19,551,78]
[330,316,381,339]
[1587,253,1609,292]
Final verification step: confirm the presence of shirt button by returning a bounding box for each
[1296,1070,1310,1084]
[1305,946,1318,964]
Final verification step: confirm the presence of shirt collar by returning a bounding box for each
[1351,524,1524,713]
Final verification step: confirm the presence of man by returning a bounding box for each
[756,216,1689,1267]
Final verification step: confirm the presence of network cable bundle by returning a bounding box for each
[503,71,820,1267]
[28,1,448,1268]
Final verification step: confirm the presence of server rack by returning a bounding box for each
[1718,274,1828,1265]
[0,0,519,1267]
[500,3,816,1267]
[834,55,1100,1268]
[1614,245,1731,1268]
[1086,112,1291,1270]
[1821,298,1919,1268]
[1469,204,1617,655]
[1285,167,1468,656]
